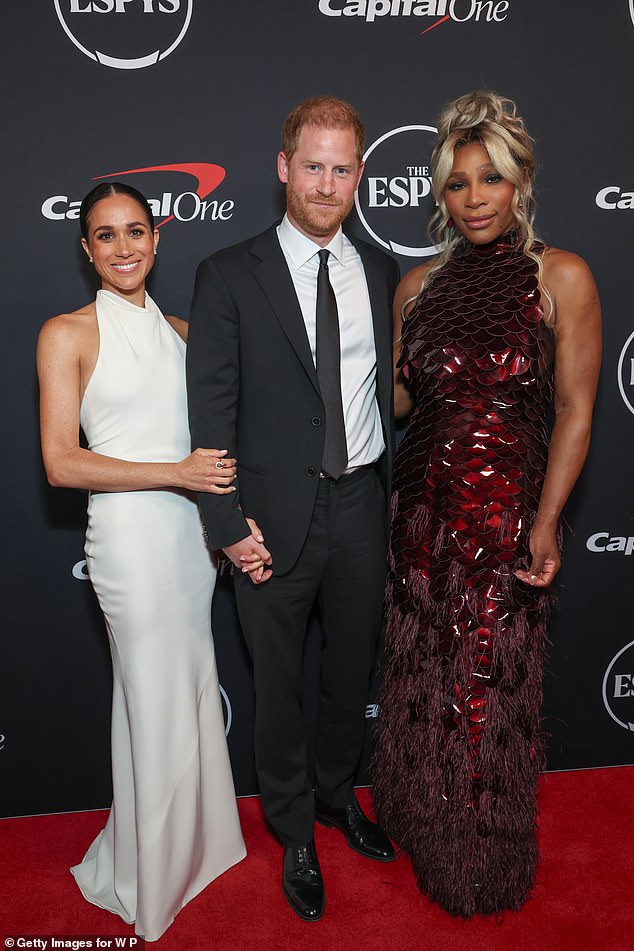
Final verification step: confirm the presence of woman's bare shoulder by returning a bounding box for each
[398,259,437,298]
[394,258,438,320]
[38,302,97,345]
[541,245,595,289]
[540,245,600,339]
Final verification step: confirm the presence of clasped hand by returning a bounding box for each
[223,518,272,585]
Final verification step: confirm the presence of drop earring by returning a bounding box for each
[89,255,93,263]
[447,217,454,228]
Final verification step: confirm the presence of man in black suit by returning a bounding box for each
[186,96,399,921]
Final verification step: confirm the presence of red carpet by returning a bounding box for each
[2,768,633,951]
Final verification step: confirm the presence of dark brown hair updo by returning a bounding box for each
[79,182,154,240]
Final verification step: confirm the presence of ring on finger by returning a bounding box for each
[215,461,224,469]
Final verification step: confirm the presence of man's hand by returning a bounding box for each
[223,520,272,584]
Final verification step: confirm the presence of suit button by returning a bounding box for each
[311,416,322,427]
[305,466,317,478]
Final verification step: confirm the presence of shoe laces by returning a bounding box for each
[346,799,364,823]
[296,842,317,865]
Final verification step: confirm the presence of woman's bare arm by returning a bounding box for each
[37,313,236,494]
[392,262,434,419]
[515,249,602,586]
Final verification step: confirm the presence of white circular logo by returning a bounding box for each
[603,641,634,731]
[54,0,193,70]
[355,125,439,258]
[72,559,90,580]
[219,683,233,737]
[617,329,634,416]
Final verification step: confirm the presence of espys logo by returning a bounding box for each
[603,641,634,731]
[54,0,192,70]
[355,125,438,257]
[42,163,234,228]
[318,0,510,30]
[618,331,634,416]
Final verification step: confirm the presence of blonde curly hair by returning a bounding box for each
[413,90,553,324]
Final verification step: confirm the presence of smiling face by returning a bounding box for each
[278,123,363,246]
[444,141,517,245]
[81,194,159,306]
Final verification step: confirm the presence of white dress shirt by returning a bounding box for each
[277,214,385,472]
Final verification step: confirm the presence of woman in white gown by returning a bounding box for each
[37,182,253,941]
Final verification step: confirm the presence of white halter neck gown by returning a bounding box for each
[72,289,245,941]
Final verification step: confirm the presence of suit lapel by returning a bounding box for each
[250,226,320,394]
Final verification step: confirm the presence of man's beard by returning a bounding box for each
[286,186,354,239]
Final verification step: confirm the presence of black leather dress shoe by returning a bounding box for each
[315,795,396,862]
[282,840,325,922]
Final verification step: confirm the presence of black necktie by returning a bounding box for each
[316,249,348,479]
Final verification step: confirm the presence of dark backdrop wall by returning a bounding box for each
[2,1,633,818]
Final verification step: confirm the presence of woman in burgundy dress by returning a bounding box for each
[373,91,601,917]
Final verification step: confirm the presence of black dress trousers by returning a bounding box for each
[233,465,387,848]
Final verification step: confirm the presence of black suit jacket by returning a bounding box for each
[186,223,399,575]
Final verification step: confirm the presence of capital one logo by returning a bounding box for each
[355,125,439,257]
[595,185,634,210]
[603,641,634,731]
[318,0,510,29]
[586,533,634,557]
[618,331,634,416]
[42,163,233,228]
[54,0,193,69]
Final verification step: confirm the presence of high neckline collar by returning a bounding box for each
[465,230,522,258]
[97,289,153,314]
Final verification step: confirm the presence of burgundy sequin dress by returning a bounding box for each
[373,234,555,917]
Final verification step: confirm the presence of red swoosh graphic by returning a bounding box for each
[420,14,450,34]
[93,163,226,227]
